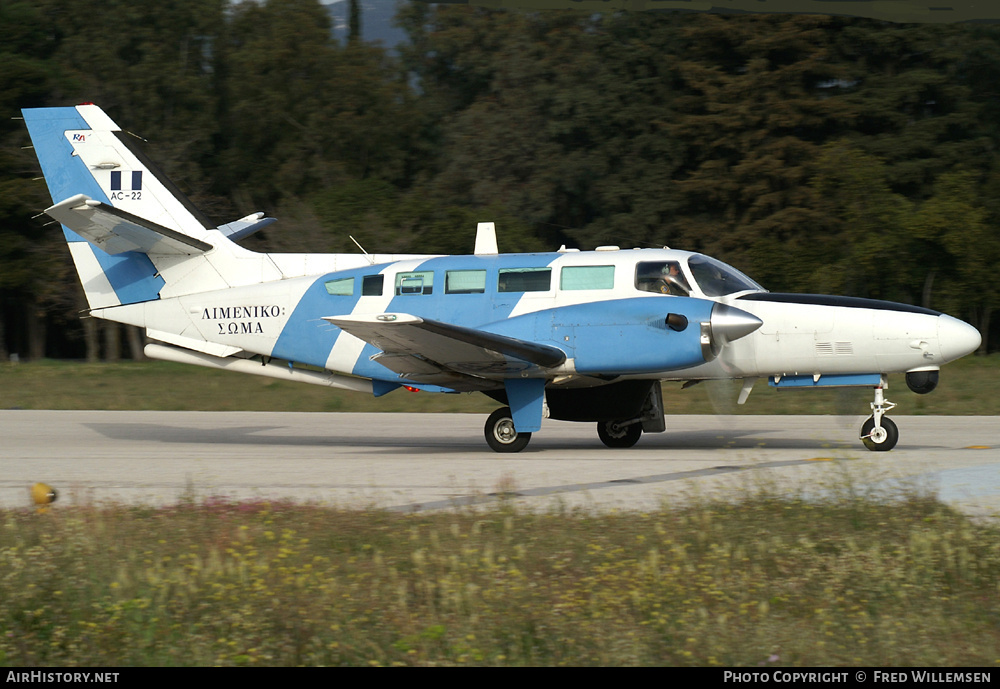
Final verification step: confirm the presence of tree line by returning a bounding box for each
[2,0,998,361]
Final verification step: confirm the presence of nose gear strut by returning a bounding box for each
[860,381,898,451]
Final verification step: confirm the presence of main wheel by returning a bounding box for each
[860,416,899,452]
[484,407,531,453]
[597,420,643,448]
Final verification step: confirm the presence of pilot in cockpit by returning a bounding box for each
[636,261,691,296]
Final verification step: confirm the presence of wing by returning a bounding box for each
[324,313,567,390]
[45,194,214,256]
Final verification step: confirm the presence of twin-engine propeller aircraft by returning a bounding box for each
[21,105,982,452]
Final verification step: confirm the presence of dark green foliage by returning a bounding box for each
[3,3,1000,357]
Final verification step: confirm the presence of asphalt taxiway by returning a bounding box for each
[2,411,998,517]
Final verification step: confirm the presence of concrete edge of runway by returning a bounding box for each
[2,411,999,518]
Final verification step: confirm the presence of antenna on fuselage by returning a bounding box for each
[349,235,375,265]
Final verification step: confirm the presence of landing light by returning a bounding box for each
[665,313,688,332]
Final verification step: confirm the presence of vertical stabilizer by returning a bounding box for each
[24,105,214,237]
[22,105,221,308]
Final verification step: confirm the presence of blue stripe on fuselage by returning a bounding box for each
[274,253,721,384]
[485,297,716,375]
[389,253,558,323]
[349,253,560,381]
[269,264,378,366]
[22,108,164,304]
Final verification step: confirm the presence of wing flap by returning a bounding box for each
[46,194,214,255]
[324,313,567,379]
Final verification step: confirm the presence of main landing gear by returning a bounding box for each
[860,385,898,452]
[483,382,664,452]
[484,407,531,453]
[597,419,643,448]
[484,409,646,452]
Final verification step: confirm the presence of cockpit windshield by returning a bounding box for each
[686,255,764,297]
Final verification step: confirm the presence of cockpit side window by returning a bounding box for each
[635,261,690,296]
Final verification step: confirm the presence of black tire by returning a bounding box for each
[860,416,899,452]
[484,407,531,453]
[597,420,643,448]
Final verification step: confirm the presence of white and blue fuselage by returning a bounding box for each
[105,247,979,389]
[21,104,982,452]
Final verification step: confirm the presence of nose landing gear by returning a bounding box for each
[860,384,898,451]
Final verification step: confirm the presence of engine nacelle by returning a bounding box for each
[489,298,761,376]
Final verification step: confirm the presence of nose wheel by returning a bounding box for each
[860,385,898,451]
[861,415,898,451]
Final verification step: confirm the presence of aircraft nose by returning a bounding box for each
[938,315,981,362]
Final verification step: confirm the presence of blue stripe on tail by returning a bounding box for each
[23,107,163,305]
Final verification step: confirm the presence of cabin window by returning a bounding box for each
[635,261,691,297]
[446,269,487,294]
[324,277,355,296]
[395,271,433,295]
[560,265,615,290]
[362,274,384,296]
[498,268,551,293]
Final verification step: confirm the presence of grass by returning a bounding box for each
[1,486,998,666]
[1,354,999,414]
[0,359,496,414]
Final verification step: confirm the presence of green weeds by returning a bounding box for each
[1,490,998,666]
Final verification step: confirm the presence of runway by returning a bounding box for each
[2,411,998,517]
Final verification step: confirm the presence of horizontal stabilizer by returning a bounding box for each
[324,313,566,377]
[217,212,277,241]
[46,194,214,256]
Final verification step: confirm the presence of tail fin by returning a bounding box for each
[22,104,220,309]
